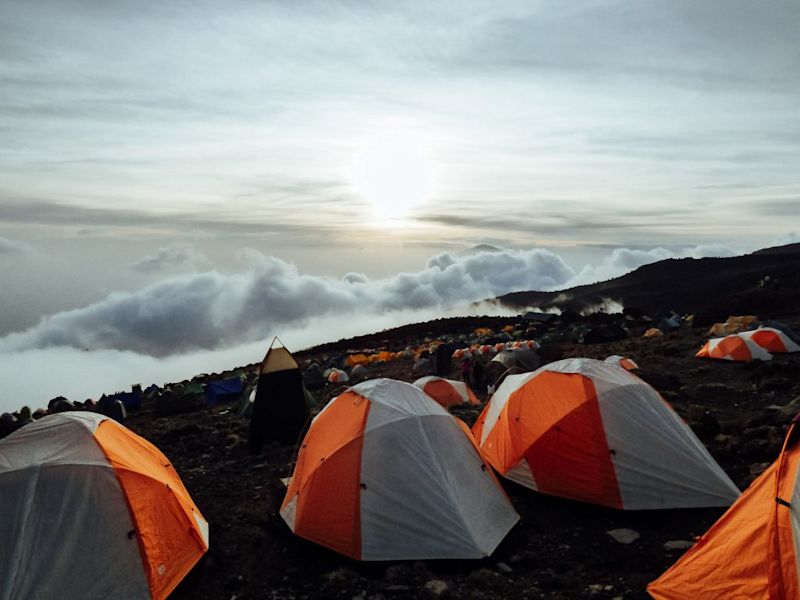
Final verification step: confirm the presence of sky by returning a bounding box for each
[1,1,798,410]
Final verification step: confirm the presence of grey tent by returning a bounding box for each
[412,357,433,376]
[485,348,540,389]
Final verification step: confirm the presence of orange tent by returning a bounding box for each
[413,376,480,408]
[696,335,772,361]
[473,358,739,510]
[0,412,208,599]
[649,421,800,599]
[327,368,349,384]
[345,354,370,367]
[739,327,800,353]
[707,315,760,337]
[281,379,519,560]
[644,328,664,338]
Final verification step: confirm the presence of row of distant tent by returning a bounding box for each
[451,339,539,359]
[341,327,530,367]
[101,375,250,417]
[697,326,800,361]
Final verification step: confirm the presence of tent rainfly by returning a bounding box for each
[413,376,480,409]
[473,358,740,510]
[649,419,800,598]
[281,378,519,560]
[696,335,772,362]
[0,412,208,599]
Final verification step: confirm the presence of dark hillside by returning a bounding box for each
[498,244,800,317]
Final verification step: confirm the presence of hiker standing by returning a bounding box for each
[460,357,472,383]
[472,359,484,393]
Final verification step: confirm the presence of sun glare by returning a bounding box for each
[353,133,434,220]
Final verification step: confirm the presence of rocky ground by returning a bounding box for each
[122,313,800,600]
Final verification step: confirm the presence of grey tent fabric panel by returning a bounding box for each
[0,464,150,600]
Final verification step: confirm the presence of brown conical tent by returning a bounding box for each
[249,339,310,453]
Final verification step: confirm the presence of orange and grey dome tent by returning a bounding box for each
[280,378,519,560]
[648,418,800,599]
[326,368,349,384]
[473,358,740,510]
[696,334,773,361]
[739,327,800,354]
[0,412,208,600]
[412,376,480,409]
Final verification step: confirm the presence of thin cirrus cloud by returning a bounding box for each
[0,235,30,256]
[0,0,798,251]
[131,243,210,274]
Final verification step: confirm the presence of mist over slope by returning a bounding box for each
[498,243,800,316]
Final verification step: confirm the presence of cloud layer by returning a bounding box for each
[0,245,737,357]
[0,248,571,355]
[132,242,210,273]
[0,235,30,256]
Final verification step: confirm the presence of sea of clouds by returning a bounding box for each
[0,244,736,411]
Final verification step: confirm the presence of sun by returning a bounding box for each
[352,132,434,220]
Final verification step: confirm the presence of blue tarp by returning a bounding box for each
[109,391,142,411]
[206,377,245,405]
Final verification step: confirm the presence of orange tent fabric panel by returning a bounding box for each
[648,456,792,599]
[346,354,369,367]
[771,438,800,599]
[505,372,597,466]
[697,337,751,361]
[93,420,206,600]
[113,471,204,600]
[286,391,370,559]
[525,397,622,508]
[750,330,788,352]
[476,401,517,475]
[471,403,488,445]
[424,379,466,409]
[650,425,800,600]
[717,337,752,361]
[464,386,480,405]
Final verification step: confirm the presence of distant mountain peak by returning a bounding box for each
[463,244,502,255]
